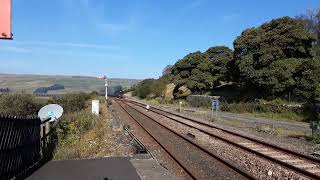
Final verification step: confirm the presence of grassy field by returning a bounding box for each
[0,74,140,94]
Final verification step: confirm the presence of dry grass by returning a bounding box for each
[53,97,127,160]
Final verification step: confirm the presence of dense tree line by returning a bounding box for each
[233,17,315,98]
[171,15,319,100]
[34,84,65,94]
[133,9,320,102]
[0,88,10,93]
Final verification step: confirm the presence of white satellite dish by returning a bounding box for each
[38,104,63,122]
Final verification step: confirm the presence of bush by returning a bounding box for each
[0,93,45,116]
[57,111,98,138]
[50,93,91,113]
[220,102,304,114]
[133,78,168,99]
[54,110,99,159]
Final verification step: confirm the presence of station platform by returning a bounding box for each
[27,157,141,180]
[26,156,177,180]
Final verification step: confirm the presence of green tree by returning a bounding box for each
[204,46,234,84]
[171,51,210,93]
[171,47,233,93]
[132,78,168,99]
[234,17,316,96]
[50,93,91,113]
[295,57,320,99]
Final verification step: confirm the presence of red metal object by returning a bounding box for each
[0,0,12,40]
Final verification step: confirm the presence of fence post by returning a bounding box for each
[46,121,50,142]
[42,124,46,154]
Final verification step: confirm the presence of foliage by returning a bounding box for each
[89,91,99,96]
[54,109,125,160]
[205,46,234,83]
[221,102,309,122]
[56,111,98,139]
[133,78,169,99]
[135,16,320,103]
[296,8,320,45]
[171,47,233,93]
[0,93,45,116]
[54,111,96,159]
[0,88,10,93]
[234,17,316,96]
[50,93,91,113]
[313,45,320,57]
[295,57,320,99]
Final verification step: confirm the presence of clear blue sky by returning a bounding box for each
[0,0,318,79]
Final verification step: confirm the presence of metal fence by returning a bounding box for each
[0,115,56,179]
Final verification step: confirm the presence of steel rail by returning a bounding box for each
[115,98,255,180]
[125,98,320,179]
[113,99,197,180]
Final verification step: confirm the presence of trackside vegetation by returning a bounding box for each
[0,94,45,116]
[0,92,126,159]
[131,10,320,123]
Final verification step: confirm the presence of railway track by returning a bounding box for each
[123,98,320,179]
[112,98,254,180]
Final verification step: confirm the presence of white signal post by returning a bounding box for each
[104,76,108,100]
[97,75,108,100]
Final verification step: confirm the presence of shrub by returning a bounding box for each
[0,93,45,116]
[57,111,97,138]
[89,91,99,97]
[50,93,91,113]
[133,78,168,99]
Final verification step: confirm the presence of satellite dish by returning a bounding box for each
[38,104,63,122]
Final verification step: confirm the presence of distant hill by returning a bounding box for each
[0,74,140,94]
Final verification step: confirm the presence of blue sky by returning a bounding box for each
[0,0,318,79]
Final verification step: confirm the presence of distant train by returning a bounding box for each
[107,85,124,98]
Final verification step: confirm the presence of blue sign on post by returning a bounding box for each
[212,100,220,111]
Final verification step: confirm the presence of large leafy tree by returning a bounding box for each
[295,57,320,99]
[171,46,233,93]
[172,51,209,92]
[234,17,316,96]
[204,46,234,84]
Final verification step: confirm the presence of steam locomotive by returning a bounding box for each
[107,85,124,98]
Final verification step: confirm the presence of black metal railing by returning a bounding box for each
[0,115,57,180]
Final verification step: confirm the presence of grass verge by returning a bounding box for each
[54,98,126,160]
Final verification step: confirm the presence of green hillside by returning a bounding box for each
[0,74,140,94]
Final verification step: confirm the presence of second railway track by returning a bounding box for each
[113,98,254,180]
[121,98,320,179]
